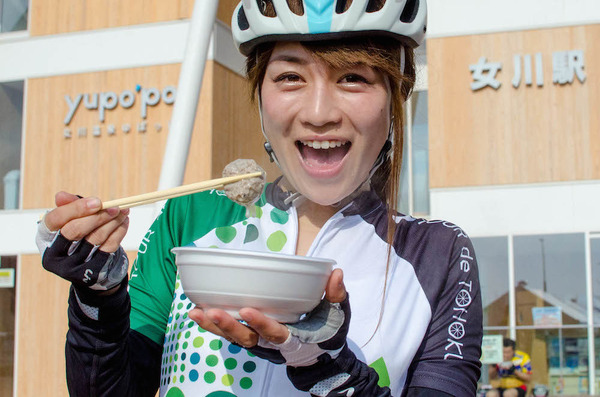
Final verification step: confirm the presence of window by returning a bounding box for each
[0,81,24,210]
[0,0,28,33]
[514,234,587,326]
[514,328,590,395]
[476,233,595,394]
[399,90,429,216]
[473,237,509,328]
[595,329,600,395]
[592,237,600,390]
[0,255,16,397]
[591,237,600,326]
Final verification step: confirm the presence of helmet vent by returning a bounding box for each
[237,7,250,30]
[335,0,352,14]
[287,0,304,15]
[366,0,384,12]
[400,0,419,23]
[256,0,276,17]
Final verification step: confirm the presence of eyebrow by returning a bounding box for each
[268,54,309,65]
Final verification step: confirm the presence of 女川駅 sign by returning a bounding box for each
[470,50,586,91]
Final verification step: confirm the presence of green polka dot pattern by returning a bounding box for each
[190,204,292,254]
[222,374,234,387]
[266,231,287,252]
[160,202,296,396]
[240,377,253,390]
[204,371,216,383]
[243,224,259,244]
[160,273,268,396]
[270,207,289,224]
[209,340,223,350]
[206,355,218,367]
[215,226,237,244]
[164,386,185,397]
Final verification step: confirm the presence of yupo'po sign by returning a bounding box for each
[63,85,177,125]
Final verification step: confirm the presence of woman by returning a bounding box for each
[36,0,482,396]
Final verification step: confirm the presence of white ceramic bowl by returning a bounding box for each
[172,247,335,323]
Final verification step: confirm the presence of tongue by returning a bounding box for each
[302,145,347,167]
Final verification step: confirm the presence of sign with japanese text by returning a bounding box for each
[0,268,15,288]
[428,24,599,189]
[481,334,503,364]
[470,50,586,91]
[532,306,563,327]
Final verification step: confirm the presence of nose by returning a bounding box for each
[298,82,342,130]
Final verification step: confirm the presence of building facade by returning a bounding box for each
[0,0,598,396]
[425,2,599,395]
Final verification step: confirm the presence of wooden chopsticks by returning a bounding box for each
[101,172,263,209]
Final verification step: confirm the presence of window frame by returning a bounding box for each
[400,89,429,216]
[477,231,600,394]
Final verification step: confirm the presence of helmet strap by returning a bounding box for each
[258,96,282,167]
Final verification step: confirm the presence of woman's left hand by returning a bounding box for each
[188,268,346,350]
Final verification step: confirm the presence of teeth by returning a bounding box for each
[302,140,347,149]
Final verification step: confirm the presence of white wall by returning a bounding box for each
[0,20,245,83]
[427,0,600,38]
[430,180,600,237]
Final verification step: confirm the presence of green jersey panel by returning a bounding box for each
[129,189,249,345]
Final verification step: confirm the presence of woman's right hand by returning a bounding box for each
[44,191,129,252]
[36,191,130,292]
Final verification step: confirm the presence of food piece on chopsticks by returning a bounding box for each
[222,159,266,217]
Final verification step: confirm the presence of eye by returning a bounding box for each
[339,74,370,84]
[274,73,302,83]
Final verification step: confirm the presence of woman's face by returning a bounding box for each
[260,42,392,206]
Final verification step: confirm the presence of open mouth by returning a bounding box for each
[296,140,351,168]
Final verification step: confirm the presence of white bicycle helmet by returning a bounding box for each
[232,0,427,56]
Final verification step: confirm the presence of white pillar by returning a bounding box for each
[585,232,596,395]
[157,0,220,190]
[508,235,516,341]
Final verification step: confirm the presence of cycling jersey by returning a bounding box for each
[498,350,532,390]
[65,182,482,396]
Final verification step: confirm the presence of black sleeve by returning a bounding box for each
[405,387,453,397]
[65,278,163,397]
[287,345,453,397]
[287,345,393,397]
[402,229,483,396]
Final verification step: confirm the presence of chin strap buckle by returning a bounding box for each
[264,141,277,163]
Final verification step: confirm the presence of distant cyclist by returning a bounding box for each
[487,338,532,397]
